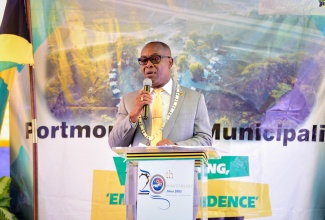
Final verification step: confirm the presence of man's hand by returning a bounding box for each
[129,90,152,122]
[156,138,177,147]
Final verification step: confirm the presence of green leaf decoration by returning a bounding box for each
[0,177,17,220]
[0,207,18,220]
[0,196,10,209]
[0,177,11,199]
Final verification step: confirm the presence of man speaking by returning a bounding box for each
[108,41,212,219]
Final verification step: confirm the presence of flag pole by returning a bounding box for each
[25,0,38,219]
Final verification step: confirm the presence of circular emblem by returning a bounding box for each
[150,174,166,194]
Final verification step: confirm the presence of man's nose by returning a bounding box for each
[145,59,154,67]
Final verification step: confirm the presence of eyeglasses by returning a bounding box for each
[138,54,171,65]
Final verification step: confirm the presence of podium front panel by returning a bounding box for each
[137,160,195,220]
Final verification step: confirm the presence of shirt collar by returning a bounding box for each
[151,78,173,95]
[162,78,173,95]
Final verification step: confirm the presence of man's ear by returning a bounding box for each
[169,57,174,68]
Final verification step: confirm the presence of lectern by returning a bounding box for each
[112,146,219,220]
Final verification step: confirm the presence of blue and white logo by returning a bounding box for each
[150,174,166,194]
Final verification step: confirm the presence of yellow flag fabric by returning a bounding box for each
[0,102,9,147]
[0,67,16,92]
[0,34,34,66]
[0,67,15,140]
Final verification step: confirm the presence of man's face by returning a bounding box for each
[139,43,173,88]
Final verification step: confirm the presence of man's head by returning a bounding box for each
[138,41,174,88]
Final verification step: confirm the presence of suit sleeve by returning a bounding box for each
[175,94,212,147]
[108,95,137,147]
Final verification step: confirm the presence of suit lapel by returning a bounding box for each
[163,81,184,138]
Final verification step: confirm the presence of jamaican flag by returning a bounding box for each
[0,0,34,71]
[0,0,34,132]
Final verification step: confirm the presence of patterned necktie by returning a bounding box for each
[151,88,163,146]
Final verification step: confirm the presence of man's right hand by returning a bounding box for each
[129,90,152,122]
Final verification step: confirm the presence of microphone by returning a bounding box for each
[142,78,152,120]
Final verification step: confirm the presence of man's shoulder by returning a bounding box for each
[180,85,203,97]
[122,89,141,99]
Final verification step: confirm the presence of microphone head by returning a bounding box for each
[143,78,152,87]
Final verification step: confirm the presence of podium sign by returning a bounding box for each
[137,160,195,220]
[111,146,219,220]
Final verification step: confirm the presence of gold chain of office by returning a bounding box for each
[138,83,180,141]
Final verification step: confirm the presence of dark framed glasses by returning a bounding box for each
[138,54,171,65]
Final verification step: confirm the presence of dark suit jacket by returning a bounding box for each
[109,79,212,205]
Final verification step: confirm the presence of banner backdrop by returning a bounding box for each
[10,0,325,219]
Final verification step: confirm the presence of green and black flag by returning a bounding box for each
[0,0,34,133]
[0,0,34,72]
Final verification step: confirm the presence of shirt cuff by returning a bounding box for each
[129,118,138,128]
